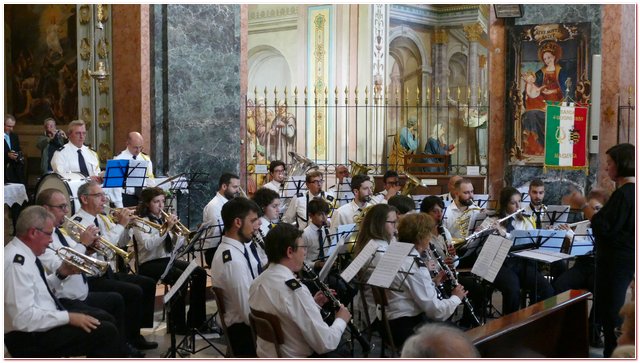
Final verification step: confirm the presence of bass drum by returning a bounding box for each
[35,173,88,216]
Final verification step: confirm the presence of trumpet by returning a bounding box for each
[48,246,109,277]
[62,216,134,264]
[160,210,191,236]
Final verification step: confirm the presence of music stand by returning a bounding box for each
[411,195,428,211]
[102,159,149,189]
[542,205,571,227]
[170,172,209,229]
[457,228,496,268]
[192,221,224,266]
[569,228,595,256]
[474,194,490,209]
[335,177,354,207]
[366,241,416,292]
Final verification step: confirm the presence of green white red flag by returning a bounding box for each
[544,102,588,170]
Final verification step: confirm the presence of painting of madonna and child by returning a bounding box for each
[507,22,591,164]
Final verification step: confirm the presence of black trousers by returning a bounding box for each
[388,313,428,349]
[595,256,634,357]
[227,322,257,357]
[5,320,124,358]
[60,291,126,343]
[139,257,207,330]
[88,271,156,339]
[493,258,555,315]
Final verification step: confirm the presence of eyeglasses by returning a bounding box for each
[48,203,69,210]
[295,244,309,250]
[309,180,324,185]
[385,181,399,186]
[273,169,285,174]
[386,220,397,225]
[35,228,54,237]
[86,193,106,198]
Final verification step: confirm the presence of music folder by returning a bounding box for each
[340,241,379,283]
[471,235,512,283]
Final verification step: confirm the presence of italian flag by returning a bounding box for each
[544,103,588,168]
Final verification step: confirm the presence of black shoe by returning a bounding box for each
[131,334,159,350]
[126,343,146,358]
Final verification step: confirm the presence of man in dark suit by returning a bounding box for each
[5,114,25,184]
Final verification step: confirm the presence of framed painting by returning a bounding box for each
[506,22,591,164]
[5,5,78,125]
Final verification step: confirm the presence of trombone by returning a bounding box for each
[48,246,109,277]
[62,216,134,264]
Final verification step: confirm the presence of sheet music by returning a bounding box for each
[125,159,149,187]
[511,249,573,263]
[340,241,379,283]
[282,176,306,198]
[163,260,198,304]
[367,242,414,288]
[471,235,512,283]
[318,237,345,282]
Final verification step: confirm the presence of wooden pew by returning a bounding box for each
[466,289,591,358]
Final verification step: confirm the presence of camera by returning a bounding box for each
[11,150,25,164]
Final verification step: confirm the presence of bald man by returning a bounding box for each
[113,132,155,207]
[439,175,462,202]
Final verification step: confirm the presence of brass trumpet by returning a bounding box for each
[161,210,191,236]
[48,246,109,277]
[62,216,134,264]
[104,206,163,234]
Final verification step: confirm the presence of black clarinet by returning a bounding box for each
[428,243,482,327]
[302,262,373,353]
[438,224,458,279]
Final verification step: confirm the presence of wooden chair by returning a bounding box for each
[371,286,399,357]
[249,308,285,358]
[211,287,236,357]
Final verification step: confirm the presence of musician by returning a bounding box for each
[5,206,125,357]
[370,170,402,204]
[388,194,416,217]
[401,322,480,358]
[251,187,281,266]
[331,174,373,232]
[352,204,398,330]
[590,143,634,357]
[263,160,286,193]
[72,181,158,347]
[302,198,331,270]
[282,170,335,230]
[443,178,480,239]
[523,179,548,228]
[202,172,241,266]
[210,197,261,357]
[113,132,156,208]
[387,213,466,347]
[249,223,351,358]
[36,117,67,175]
[327,165,350,207]
[439,175,462,202]
[4,114,25,184]
[477,186,554,315]
[36,189,147,356]
[50,120,101,182]
[132,187,208,334]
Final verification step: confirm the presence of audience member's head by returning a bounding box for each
[401,322,480,358]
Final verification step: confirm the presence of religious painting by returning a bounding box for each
[6,5,78,125]
[506,22,590,165]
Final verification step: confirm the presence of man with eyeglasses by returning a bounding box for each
[5,206,125,357]
[70,181,158,350]
[282,170,335,230]
[263,160,286,194]
[370,170,402,205]
[36,188,148,356]
[249,223,351,357]
[111,132,156,208]
[50,120,102,183]
[210,197,262,357]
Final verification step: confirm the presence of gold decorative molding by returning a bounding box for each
[98,79,109,94]
[79,5,91,24]
[80,38,91,60]
[432,29,449,44]
[463,22,484,42]
[96,4,109,24]
[80,69,91,95]
[98,108,110,130]
[479,54,487,69]
[82,108,92,125]
[97,38,109,59]
[98,143,111,163]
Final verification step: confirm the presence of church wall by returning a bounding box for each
[151,4,241,226]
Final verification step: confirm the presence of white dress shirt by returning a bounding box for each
[262,180,282,193]
[39,227,90,301]
[523,203,549,229]
[302,223,330,265]
[370,190,390,205]
[249,263,347,358]
[210,236,259,326]
[331,201,365,235]
[202,192,228,249]
[51,143,101,176]
[282,190,335,230]
[5,237,70,333]
[71,208,129,271]
[132,215,180,264]
[385,245,461,321]
[442,201,480,240]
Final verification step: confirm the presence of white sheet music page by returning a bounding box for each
[512,249,572,263]
[340,241,379,283]
[367,242,414,288]
[472,235,512,283]
[163,260,198,304]
[125,159,149,187]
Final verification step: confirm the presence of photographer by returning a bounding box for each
[36,118,67,175]
[4,114,25,184]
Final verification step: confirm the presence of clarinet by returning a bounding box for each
[302,262,373,353]
[438,224,458,279]
[428,243,482,327]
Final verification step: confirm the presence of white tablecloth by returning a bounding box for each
[4,183,28,206]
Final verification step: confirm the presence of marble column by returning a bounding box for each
[431,28,449,106]
[463,22,483,106]
[151,4,241,227]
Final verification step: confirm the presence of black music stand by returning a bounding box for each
[569,229,595,256]
[163,260,224,358]
[190,222,224,267]
[169,172,209,229]
[540,205,571,228]
[334,177,354,207]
